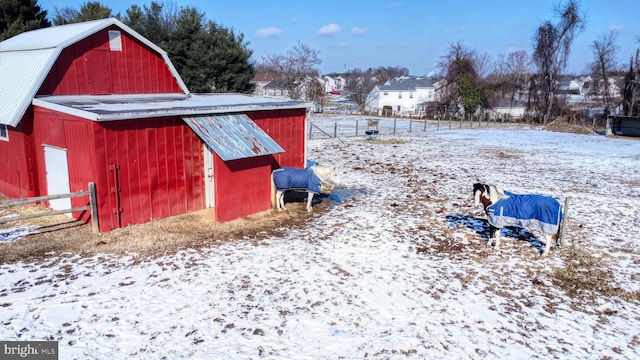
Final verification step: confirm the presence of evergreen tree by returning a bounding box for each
[123,1,174,49]
[53,2,114,25]
[0,0,51,41]
[126,4,255,93]
[205,21,255,93]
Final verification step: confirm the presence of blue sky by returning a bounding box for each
[38,0,639,76]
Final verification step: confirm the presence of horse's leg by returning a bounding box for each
[276,190,285,210]
[541,234,552,257]
[494,227,501,249]
[487,225,496,247]
[306,191,314,212]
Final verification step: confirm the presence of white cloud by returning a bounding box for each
[388,2,401,7]
[317,23,341,36]
[256,27,284,38]
[351,27,368,35]
[337,41,349,47]
[609,25,624,32]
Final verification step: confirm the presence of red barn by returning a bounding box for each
[0,18,308,231]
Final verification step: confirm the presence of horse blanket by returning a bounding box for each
[486,191,562,234]
[272,167,322,194]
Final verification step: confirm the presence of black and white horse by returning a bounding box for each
[271,165,339,211]
[473,183,563,256]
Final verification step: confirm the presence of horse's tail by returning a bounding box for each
[270,172,277,209]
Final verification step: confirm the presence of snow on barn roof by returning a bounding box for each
[0,18,189,128]
[32,93,309,121]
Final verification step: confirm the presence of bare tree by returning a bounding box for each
[305,77,325,112]
[490,50,532,103]
[345,68,378,112]
[623,49,640,116]
[474,52,493,79]
[261,41,321,100]
[590,31,618,119]
[532,0,585,123]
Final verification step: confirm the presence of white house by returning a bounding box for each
[558,79,581,93]
[489,100,525,120]
[322,75,345,93]
[366,78,435,117]
[251,71,280,96]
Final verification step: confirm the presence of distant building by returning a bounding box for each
[251,72,280,96]
[366,78,435,117]
[489,100,525,120]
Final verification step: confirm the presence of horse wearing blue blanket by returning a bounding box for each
[474,183,563,256]
[271,165,339,211]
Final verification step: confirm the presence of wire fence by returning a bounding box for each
[307,116,507,139]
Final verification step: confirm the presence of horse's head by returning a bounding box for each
[474,183,508,208]
[311,165,339,193]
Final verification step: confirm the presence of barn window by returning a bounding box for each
[0,124,8,141]
[108,30,122,51]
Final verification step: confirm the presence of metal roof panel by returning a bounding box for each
[32,94,309,121]
[0,48,59,127]
[183,114,284,161]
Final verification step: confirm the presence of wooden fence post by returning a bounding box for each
[355,119,359,136]
[89,182,100,233]
[334,122,337,138]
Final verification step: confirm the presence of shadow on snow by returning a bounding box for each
[445,214,549,254]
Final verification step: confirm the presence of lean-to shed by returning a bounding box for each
[0,18,308,231]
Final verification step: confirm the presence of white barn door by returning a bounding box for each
[43,145,71,212]
[204,145,215,208]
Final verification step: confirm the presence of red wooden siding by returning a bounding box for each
[0,111,38,198]
[39,26,182,96]
[214,154,272,222]
[95,117,205,231]
[31,107,97,222]
[247,108,306,169]
[212,108,307,222]
[29,109,206,231]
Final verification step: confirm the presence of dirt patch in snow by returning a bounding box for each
[0,198,330,264]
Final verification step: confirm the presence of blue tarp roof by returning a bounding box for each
[182,114,284,161]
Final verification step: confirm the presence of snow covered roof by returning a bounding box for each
[0,18,189,127]
[32,93,309,121]
[379,78,434,91]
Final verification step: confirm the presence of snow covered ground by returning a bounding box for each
[1,117,639,359]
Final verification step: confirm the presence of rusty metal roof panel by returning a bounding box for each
[183,114,284,161]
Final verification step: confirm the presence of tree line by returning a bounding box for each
[2,0,639,123]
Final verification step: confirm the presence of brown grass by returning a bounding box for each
[0,200,327,264]
[553,246,640,303]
